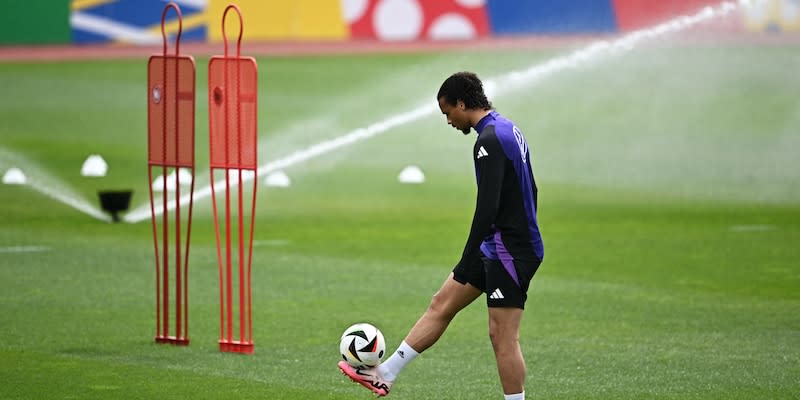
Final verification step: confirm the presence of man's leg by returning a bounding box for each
[377,272,482,383]
[339,273,482,396]
[404,272,483,352]
[488,307,525,395]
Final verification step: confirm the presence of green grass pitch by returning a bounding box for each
[1,42,798,399]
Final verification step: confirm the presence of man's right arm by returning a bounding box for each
[454,132,505,270]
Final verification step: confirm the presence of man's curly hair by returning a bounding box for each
[436,71,492,110]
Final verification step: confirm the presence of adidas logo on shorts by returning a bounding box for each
[489,288,504,299]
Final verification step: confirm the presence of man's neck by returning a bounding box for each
[469,109,492,130]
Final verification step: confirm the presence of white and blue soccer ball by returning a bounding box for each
[339,323,385,368]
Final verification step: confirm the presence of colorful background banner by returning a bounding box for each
[485,0,618,35]
[70,0,206,44]
[0,0,71,45]
[1,0,797,45]
[207,0,348,42]
[345,0,490,41]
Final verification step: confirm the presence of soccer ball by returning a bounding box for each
[339,323,385,368]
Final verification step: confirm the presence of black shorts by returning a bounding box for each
[453,256,541,309]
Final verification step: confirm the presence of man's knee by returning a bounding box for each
[488,322,517,345]
[425,276,481,321]
[427,290,458,321]
[488,309,522,350]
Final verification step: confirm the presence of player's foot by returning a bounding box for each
[338,361,393,397]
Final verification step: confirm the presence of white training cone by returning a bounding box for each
[165,168,192,187]
[151,169,193,192]
[264,171,291,188]
[398,165,425,184]
[81,155,108,177]
[176,168,193,185]
[2,167,27,185]
[227,169,256,181]
[151,174,167,192]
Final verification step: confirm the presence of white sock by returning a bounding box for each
[504,392,524,400]
[377,341,419,382]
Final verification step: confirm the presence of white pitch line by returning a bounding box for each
[252,239,291,247]
[123,0,757,224]
[0,246,50,253]
[729,224,776,232]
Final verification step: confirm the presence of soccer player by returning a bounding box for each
[339,71,544,400]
